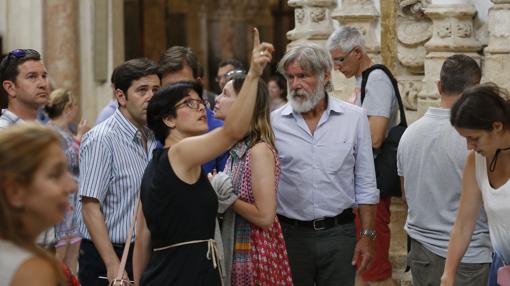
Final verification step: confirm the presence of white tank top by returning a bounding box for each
[475,152,510,264]
[0,239,33,286]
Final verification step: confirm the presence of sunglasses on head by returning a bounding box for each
[0,49,40,75]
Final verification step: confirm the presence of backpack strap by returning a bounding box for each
[360,64,407,127]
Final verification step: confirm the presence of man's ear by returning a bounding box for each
[115,89,126,107]
[436,81,443,95]
[2,80,16,98]
[324,71,331,84]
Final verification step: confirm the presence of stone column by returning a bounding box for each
[419,3,482,115]
[396,0,432,111]
[287,0,337,46]
[3,0,44,52]
[484,0,510,92]
[43,0,80,109]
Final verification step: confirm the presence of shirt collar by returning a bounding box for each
[112,109,152,142]
[0,109,22,124]
[229,138,250,162]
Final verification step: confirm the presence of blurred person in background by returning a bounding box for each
[0,123,76,286]
[44,88,91,274]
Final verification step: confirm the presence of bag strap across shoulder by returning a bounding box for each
[360,64,407,127]
[112,195,140,285]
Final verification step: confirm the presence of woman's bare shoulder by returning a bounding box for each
[11,256,58,286]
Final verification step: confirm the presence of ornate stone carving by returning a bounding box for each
[455,23,472,38]
[397,20,432,45]
[286,0,336,43]
[296,8,305,23]
[310,8,325,23]
[437,23,452,38]
[397,77,422,110]
[399,0,430,17]
[397,45,426,70]
[396,0,431,77]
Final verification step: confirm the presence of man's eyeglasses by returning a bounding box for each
[175,98,206,110]
[332,48,356,65]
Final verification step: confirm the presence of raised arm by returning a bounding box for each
[170,28,274,171]
[440,152,483,286]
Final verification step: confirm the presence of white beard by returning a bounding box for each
[288,82,326,113]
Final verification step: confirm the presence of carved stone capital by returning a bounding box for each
[424,4,481,52]
[286,0,337,43]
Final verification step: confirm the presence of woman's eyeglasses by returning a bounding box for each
[175,98,206,110]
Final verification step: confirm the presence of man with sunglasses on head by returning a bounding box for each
[0,49,50,128]
[327,27,399,286]
[77,58,160,286]
[216,58,244,92]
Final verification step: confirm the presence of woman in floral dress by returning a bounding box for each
[213,74,293,286]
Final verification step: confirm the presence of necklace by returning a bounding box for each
[489,145,510,172]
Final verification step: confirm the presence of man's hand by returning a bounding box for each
[352,236,375,273]
[106,260,129,285]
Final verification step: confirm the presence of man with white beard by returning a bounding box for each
[271,42,379,286]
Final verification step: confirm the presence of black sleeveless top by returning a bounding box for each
[140,148,220,286]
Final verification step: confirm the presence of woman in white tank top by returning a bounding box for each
[0,123,76,286]
[440,83,510,286]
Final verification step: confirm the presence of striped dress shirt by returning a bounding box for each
[77,109,157,244]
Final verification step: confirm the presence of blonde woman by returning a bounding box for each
[44,88,90,274]
[0,123,76,286]
[212,73,293,285]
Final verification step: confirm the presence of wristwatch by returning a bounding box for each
[360,229,377,240]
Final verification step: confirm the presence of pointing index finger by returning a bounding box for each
[253,27,260,48]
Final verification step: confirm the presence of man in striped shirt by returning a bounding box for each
[77,58,160,286]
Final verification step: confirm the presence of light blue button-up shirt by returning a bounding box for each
[272,95,378,221]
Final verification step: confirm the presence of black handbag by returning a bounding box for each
[361,64,407,197]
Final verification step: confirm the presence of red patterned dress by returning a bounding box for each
[225,140,293,286]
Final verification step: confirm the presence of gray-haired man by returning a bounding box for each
[327,26,399,285]
[271,42,379,286]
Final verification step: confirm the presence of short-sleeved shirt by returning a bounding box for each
[397,107,491,263]
[272,95,378,221]
[77,109,157,244]
[355,69,399,138]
